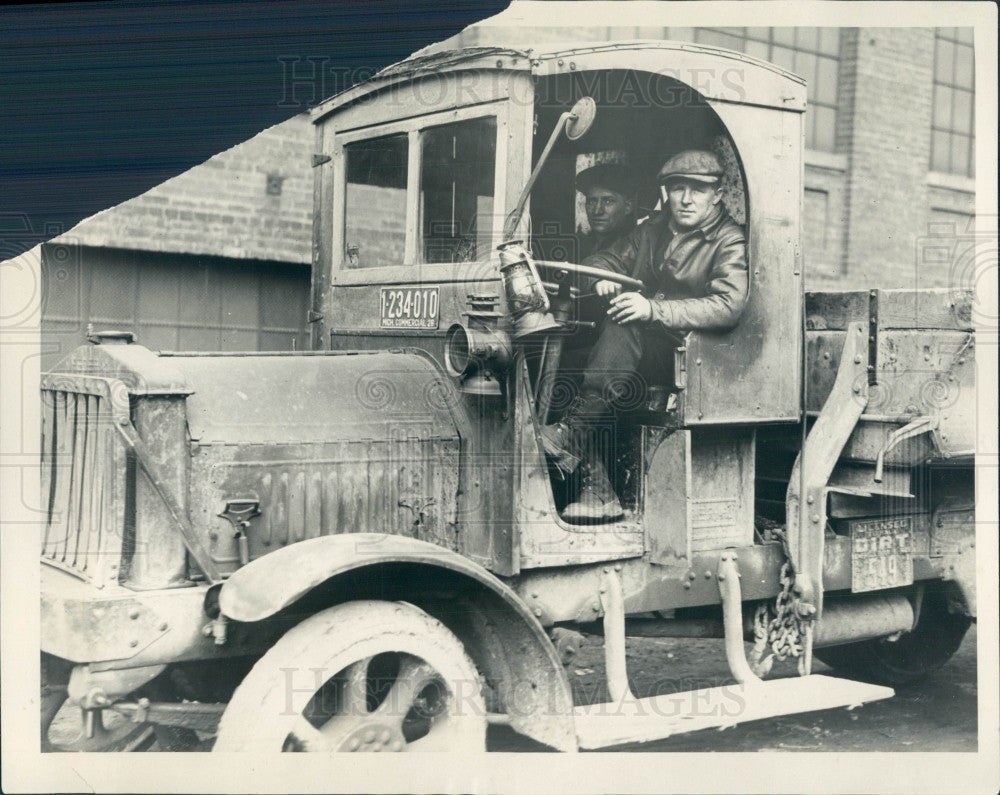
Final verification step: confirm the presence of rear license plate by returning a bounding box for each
[850,516,914,593]
[379,286,440,330]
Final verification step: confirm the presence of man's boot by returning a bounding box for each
[563,456,624,523]
[539,393,611,475]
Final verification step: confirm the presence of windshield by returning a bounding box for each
[420,117,497,263]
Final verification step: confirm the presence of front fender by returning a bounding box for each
[220,533,506,621]
[219,533,577,751]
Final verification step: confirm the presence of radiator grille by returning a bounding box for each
[41,388,126,581]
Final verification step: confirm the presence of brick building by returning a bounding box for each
[40,21,976,367]
[40,113,314,369]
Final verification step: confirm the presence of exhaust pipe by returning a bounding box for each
[813,593,915,648]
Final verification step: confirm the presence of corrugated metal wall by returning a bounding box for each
[40,243,309,370]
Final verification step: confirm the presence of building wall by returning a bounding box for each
[837,28,934,288]
[802,152,849,282]
[433,23,977,292]
[54,114,314,264]
[43,114,314,366]
[40,244,310,369]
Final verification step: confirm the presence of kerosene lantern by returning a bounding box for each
[496,241,561,339]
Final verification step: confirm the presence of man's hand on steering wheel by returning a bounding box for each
[594,279,621,298]
[608,292,652,324]
[532,260,644,303]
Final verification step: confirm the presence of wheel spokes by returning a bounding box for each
[340,656,373,717]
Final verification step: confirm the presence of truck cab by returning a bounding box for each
[310,43,804,573]
[41,41,976,753]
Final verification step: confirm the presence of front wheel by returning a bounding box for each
[214,600,487,752]
[815,587,971,687]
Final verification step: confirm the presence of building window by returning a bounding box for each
[931,28,975,177]
[666,27,842,152]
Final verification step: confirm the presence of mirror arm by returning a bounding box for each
[502,110,573,242]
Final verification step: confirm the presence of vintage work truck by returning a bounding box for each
[41,39,976,752]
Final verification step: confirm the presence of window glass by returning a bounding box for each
[932,29,975,176]
[950,136,970,177]
[815,56,839,105]
[931,130,950,173]
[700,30,742,50]
[344,134,408,268]
[934,38,955,83]
[795,28,819,51]
[953,89,973,134]
[934,85,953,128]
[420,117,497,263]
[770,46,796,71]
[667,27,696,41]
[954,46,973,88]
[794,51,818,85]
[818,28,841,56]
[674,27,843,152]
[813,107,836,152]
[771,27,796,47]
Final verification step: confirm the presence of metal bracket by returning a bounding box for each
[867,289,879,386]
[717,553,761,686]
[874,415,940,482]
[787,322,869,645]
[115,417,222,582]
[598,568,634,704]
[673,346,687,390]
[311,153,332,167]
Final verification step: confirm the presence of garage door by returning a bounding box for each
[40,243,310,371]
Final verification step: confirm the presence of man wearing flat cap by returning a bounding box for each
[543,149,749,522]
[575,163,639,260]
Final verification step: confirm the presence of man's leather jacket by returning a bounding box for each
[582,206,748,331]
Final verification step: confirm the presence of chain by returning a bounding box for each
[749,525,813,678]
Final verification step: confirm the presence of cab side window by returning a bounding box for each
[344,134,408,269]
[420,117,496,263]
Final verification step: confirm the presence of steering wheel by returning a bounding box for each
[533,260,644,299]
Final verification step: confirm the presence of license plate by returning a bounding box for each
[850,516,914,593]
[379,286,440,330]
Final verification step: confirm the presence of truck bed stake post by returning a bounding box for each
[599,569,634,704]
[787,320,870,668]
[717,554,762,686]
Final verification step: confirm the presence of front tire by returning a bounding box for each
[214,600,487,752]
[815,587,971,687]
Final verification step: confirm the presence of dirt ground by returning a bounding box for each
[49,626,976,753]
[491,625,978,752]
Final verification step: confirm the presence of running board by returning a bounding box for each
[574,675,894,749]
